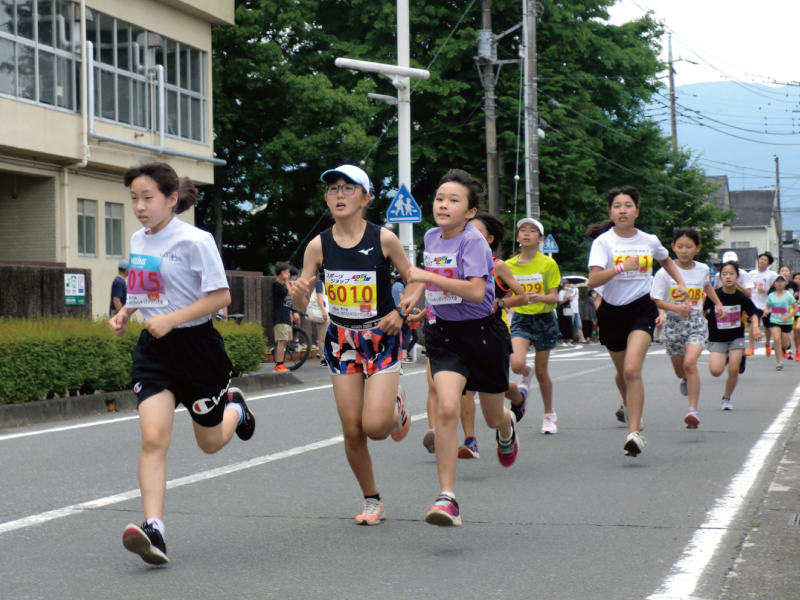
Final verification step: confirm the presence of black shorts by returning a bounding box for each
[770,323,793,334]
[597,294,659,353]
[131,320,233,427]
[425,314,511,394]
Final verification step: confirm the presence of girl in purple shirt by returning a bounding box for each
[405,169,517,527]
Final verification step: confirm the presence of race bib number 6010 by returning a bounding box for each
[325,270,378,319]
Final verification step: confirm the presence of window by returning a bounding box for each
[731,242,750,249]
[77,198,96,256]
[105,202,123,257]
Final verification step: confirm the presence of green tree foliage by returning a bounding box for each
[199,0,730,274]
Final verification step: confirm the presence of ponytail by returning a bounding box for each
[586,220,615,240]
[176,177,198,214]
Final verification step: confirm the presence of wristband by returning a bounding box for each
[395,307,407,320]
[615,263,625,275]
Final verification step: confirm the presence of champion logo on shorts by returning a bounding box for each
[192,398,217,415]
[133,382,143,394]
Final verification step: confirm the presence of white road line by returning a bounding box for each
[550,357,611,361]
[647,382,800,600]
[0,365,609,537]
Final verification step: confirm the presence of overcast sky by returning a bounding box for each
[607,0,800,87]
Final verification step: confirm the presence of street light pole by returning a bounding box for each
[523,0,539,219]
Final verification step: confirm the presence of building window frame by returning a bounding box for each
[104,201,123,258]
[77,197,96,257]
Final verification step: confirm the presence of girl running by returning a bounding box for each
[705,261,760,410]
[290,164,416,526]
[505,217,563,434]
[587,185,688,457]
[651,227,725,429]
[109,162,255,565]
[764,275,797,370]
[404,169,517,526]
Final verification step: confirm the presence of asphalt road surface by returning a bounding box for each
[1,344,798,600]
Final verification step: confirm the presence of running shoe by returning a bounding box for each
[795,352,800,362]
[782,349,790,359]
[559,341,570,347]
[541,412,557,434]
[496,412,519,467]
[721,397,734,411]
[623,432,646,457]
[787,351,794,361]
[227,387,255,441]
[745,348,754,356]
[390,385,410,441]
[684,408,700,429]
[458,437,480,459]
[777,362,784,371]
[422,428,435,453]
[424,495,462,527]
[354,498,385,525]
[273,363,290,373]
[402,356,414,363]
[518,362,535,398]
[320,359,328,367]
[739,355,747,374]
[615,405,627,424]
[122,523,169,565]
[766,346,772,357]
[679,378,688,397]
[510,388,527,423]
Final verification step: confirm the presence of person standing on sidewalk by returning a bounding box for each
[109,259,129,317]
[582,290,598,342]
[272,263,293,373]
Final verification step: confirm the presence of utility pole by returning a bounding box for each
[668,35,677,153]
[775,155,783,265]
[479,0,499,214]
[523,0,539,219]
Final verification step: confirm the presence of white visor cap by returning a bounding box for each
[516,217,544,237]
[721,251,739,263]
[320,164,371,194]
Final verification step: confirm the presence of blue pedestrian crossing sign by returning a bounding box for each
[542,234,559,253]
[387,184,422,223]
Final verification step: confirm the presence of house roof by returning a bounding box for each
[717,247,758,271]
[706,175,730,208]
[729,190,776,227]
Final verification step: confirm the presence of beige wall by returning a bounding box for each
[0,172,58,261]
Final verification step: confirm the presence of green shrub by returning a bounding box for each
[0,317,266,404]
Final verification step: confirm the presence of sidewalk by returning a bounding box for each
[719,418,800,599]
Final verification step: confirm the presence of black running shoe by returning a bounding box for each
[123,523,168,565]
[739,355,746,374]
[228,387,255,441]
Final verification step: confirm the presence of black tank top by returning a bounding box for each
[320,222,394,330]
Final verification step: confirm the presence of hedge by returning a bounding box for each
[0,317,266,405]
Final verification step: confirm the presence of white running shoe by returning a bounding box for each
[679,378,688,397]
[518,362,535,396]
[623,432,646,457]
[541,412,557,434]
[721,397,734,411]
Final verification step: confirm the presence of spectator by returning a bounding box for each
[272,263,293,372]
[557,281,574,346]
[315,267,330,367]
[582,289,598,343]
[391,274,412,361]
[109,259,128,317]
[288,267,302,341]
[569,282,588,344]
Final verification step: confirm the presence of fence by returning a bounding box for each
[0,260,92,319]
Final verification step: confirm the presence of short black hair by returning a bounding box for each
[289,267,299,277]
[759,251,775,265]
[274,262,291,276]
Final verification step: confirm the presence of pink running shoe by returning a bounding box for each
[424,495,462,526]
[684,408,700,429]
[354,498,385,525]
[496,412,519,467]
[422,428,435,453]
[390,385,410,442]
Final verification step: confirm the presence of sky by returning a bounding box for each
[607,0,800,88]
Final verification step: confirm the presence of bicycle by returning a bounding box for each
[273,321,312,371]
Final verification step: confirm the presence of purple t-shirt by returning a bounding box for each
[423,222,494,321]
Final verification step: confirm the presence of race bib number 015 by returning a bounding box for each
[670,284,703,305]
[126,254,168,307]
[613,251,652,279]
[515,273,544,294]
[423,252,462,305]
[716,305,742,329]
[325,270,378,319]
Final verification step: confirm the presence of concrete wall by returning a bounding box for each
[0,173,58,261]
[0,263,92,318]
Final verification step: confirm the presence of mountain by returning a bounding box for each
[652,81,800,230]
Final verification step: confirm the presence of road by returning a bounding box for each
[0,344,798,600]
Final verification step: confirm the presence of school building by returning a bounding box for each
[0,0,232,314]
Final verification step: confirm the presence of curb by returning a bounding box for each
[0,372,302,429]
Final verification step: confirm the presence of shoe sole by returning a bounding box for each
[424,508,462,527]
[422,430,435,454]
[122,525,169,565]
[457,445,479,459]
[354,513,385,526]
[623,438,642,457]
[615,407,626,423]
[684,413,700,429]
[542,428,557,434]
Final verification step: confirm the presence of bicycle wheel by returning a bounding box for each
[284,326,311,371]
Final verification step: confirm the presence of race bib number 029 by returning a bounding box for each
[716,305,742,329]
[515,273,544,294]
[325,270,378,319]
[670,284,703,305]
[126,254,168,307]
[613,251,652,279]
[423,252,462,305]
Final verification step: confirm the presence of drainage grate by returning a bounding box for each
[789,513,800,526]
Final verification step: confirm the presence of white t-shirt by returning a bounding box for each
[569,288,580,313]
[713,269,754,291]
[588,229,669,306]
[128,217,229,328]
[651,261,709,316]
[748,268,778,310]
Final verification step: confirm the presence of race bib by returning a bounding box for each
[515,273,545,294]
[127,254,168,307]
[716,305,741,330]
[325,270,378,319]
[670,284,703,305]
[613,250,652,280]
[771,305,788,315]
[423,252,462,306]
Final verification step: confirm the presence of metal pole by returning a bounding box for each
[397,0,415,265]
[775,155,782,265]
[523,0,539,219]
[668,35,678,153]
[481,0,499,215]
